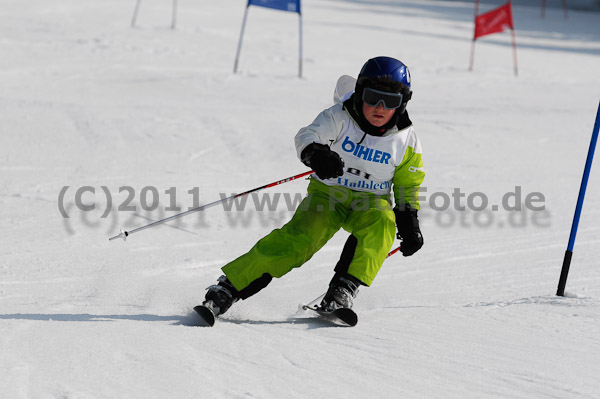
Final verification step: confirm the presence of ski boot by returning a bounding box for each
[203,275,240,317]
[320,273,362,312]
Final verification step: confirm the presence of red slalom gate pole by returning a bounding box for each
[511,28,519,76]
[468,0,480,71]
[109,170,314,241]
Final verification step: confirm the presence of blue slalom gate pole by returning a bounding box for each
[557,102,600,296]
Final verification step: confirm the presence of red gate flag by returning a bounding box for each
[474,2,514,39]
[469,1,518,76]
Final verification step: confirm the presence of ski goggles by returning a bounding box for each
[361,87,404,110]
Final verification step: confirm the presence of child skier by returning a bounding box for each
[202,56,425,317]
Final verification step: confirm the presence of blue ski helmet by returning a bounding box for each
[358,56,411,89]
[354,56,413,116]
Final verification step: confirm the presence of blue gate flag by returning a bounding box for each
[235,0,303,77]
[248,0,301,13]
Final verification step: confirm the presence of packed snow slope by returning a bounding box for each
[1,0,599,398]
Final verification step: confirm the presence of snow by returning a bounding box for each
[1,0,600,397]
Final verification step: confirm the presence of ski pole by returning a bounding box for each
[109,170,314,242]
[387,245,402,258]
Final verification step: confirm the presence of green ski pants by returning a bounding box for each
[222,179,396,292]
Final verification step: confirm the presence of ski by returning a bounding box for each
[302,304,358,327]
[194,304,217,327]
[194,301,358,327]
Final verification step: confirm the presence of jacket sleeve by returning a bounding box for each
[295,105,344,160]
[392,129,425,210]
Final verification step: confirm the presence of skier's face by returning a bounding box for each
[362,102,395,127]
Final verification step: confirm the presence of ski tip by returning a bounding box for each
[194,305,216,327]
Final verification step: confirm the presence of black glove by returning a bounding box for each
[301,143,344,180]
[394,205,423,256]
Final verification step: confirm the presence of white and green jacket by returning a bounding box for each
[295,103,425,209]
